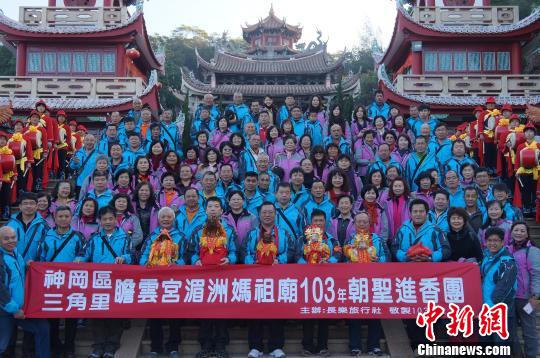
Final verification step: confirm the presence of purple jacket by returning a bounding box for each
[223,211,258,261]
[131,174,160,192]
[384,196,411,242]
[507,242,540,299]
[350,120,372,145]
[50,200,77,215]
[157,189,184,210]
[70,215,99,242]
[328,216,355,244]
[266,138,284,163]
[412,191,435,210]
[118,213,144,249]
[209,129,232,148]
[354,141,377,177]
[352,199,389,241]
[374,129,386,146]
[133,201,159,237]
[313,162,333,183]
[479,219,513,248]
[274,152,303,182]
[391,149,411,168]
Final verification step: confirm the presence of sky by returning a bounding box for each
[1,0,397,53]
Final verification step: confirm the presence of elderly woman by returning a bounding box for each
[139,206,187,358]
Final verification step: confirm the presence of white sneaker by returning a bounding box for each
[248,349,263,358]
[270,348,286,357]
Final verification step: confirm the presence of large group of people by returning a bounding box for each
[0,90,539,358]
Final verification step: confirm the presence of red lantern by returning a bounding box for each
[126,48,140,60]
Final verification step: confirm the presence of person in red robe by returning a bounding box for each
[513,122,540,217]
[55,110,72,180]
[23,110,48,191]
[477,97,500,172]
[469,105,483,162]
[0,132,17,218]
[8,119,34,194]
[35,99,59,188]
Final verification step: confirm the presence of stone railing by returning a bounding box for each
[19,6,128,28]
[395,74,540,97]
[0,76,144,99]
[412,6,519,26]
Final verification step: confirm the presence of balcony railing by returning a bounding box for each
[19,6,128,28]
[412,6,519,26]
[396,74,540,97]
[0,76,144,99]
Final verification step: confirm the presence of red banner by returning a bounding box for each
[24,262,482,319]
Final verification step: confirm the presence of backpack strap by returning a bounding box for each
[49,231,76,262]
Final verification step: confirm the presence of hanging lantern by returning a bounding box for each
[126,48,140,60]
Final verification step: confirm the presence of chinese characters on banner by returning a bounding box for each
[24,262,483,319]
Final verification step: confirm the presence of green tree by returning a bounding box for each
[0,45,15,76]
[181,90,192,152]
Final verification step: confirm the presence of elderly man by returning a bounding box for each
[128,97,143,125]
[195,93,220,123]
[239,134,265,179]
[69,133,99,194]
[323,124,350,155]
[225,92,250,133]
[0,226,50,358]
[140,207,186,358]
[404,135,439,191]
[255,153,278,193]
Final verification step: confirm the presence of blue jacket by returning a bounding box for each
[238,149,261,179]
[305,120,324,147]
[139,227,187,265]
[77,228,132,264]
[277,105,291,127]
[323,136,350,155]
[245,190,265,216]
[159,121,180,152]
[6,213,49,262]
[291,186,310,208]
[69,148,99,187]
[189,220,237,264]
[225,103,250,133]
[191,118,216,139]
[368,101,390,119]
[296,231,342,264]
[291,117,307,138]
[244,226,291,264]
[448,189,466,208]
[428,138,453,167]
[442,156,476,178]
[194,104,220,123]
[96,137,120,156]
[428,209,450,233]
[404,151,439,191]
[502,201,523,222]
[216,180,242,199]
[302,196,336,230]
[175,206,207,245]
[82,189,114,210]
[481,247,517,309]
[40,228,84,262]
[412,117,440,137]
[0,248,25,315]
[368,157,403,175]
[343,232,390,263]
[122,147,146,168]
[275,202,305,242]
[392,220,450,262]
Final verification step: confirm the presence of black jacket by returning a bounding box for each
[446,224,483,262]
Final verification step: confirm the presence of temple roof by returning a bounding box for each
[181,68,360,97]
[0,71,160,111]
[242,5,302,42]
[377,65,540,106]
[196,49,344,75]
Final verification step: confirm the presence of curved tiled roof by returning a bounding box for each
[0,71,158,110]
[377,65,540,106]
[181,68,360,97]
[242,6,301,38]
[196,50,345,75]
[0,9,142,34]
[398,5,540,35]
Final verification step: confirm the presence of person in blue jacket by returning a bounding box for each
[118,116,139,149]
[79,171,114,210]
[139,206,186,358]
[303,180,336,229]
[96,123,120,155]
[242,172,265,216]
[481,227,518,347]
[428,123,452,166]
[305,109,324,147]
[444,170,466,208]
[277,94,295,127]
[69,133,99,193]
[323,124,351,155]
[191,107,216,139]
[238,134,265,179]
[244,202,290,358]
[0,226,50,358]
[122,132,146,169]
[492,183,523,222]
[189,197,237,358]
[442,139,476,179]
[368,143,403,175]
[428,190,451,233]
[75,206,130,358]
[176,187,208,243]
[404,135,439,191]
[367,90,390,119]
[392,198,451,263]
[224,92,250,133]
[290,106,307,138]
[6,192,49,264]
[40,206,84,357]
[290,168,311,208]
[274,182,305,244]
[411,104,439,137]
[159,109,181,153]
[194,94,220,124]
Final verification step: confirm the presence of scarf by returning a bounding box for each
[151,155,162,172]
[392,196,406,235]
[364,201,379,232]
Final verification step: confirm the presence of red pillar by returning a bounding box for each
[116,44,125,76]
[483,0,491,6]
[48,0,56,6]
[411,52,422,74]
[104,0,112,6]
[16,43,27,76]
[511,42,522,74]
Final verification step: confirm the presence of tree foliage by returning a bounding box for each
[0,46,15,76]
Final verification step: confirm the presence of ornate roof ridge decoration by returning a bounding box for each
[242,5,302,38]
[0,70,158,110]
[398,3,540,34]
[181,67,360,96]
[377,65,540,106]
[195,49,345,74]
[0,8,141,34]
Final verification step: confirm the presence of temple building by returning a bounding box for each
[375,0,540,118]
[181,6,360,107]
[0,0,163,118]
